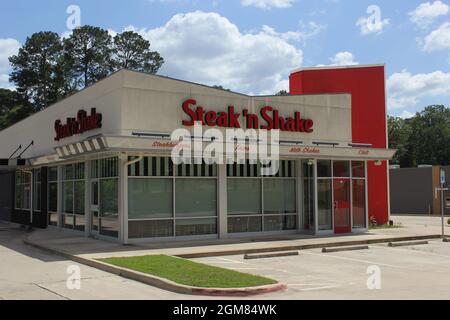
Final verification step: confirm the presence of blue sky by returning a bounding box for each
[1,0,450,118]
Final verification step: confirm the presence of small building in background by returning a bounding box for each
[390,166,450,215]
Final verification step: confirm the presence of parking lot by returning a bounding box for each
[194,239,450,299]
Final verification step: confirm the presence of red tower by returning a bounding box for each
[289,65,390,225]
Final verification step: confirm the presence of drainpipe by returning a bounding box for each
[20,169,33,227]
[122,155,143,244]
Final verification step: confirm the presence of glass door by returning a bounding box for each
[333,179,351,234]
[90,180,100,234]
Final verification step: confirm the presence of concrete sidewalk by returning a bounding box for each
[22,216,449,260]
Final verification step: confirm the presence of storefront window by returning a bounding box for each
[318,179,332,230]
[317,160,332,178]
[62,163,85,231]
[128,156,217,239]
[263,179,295,214]
[129,179,173,219]
[333,161,350,177]
[33,169,41,212]
[227,179,261,215]
[302,160,315,231]
[175,179,216,217]
[48,166,58,226]
[351,161,366,228]
[227,160,296,233]
[352,161,365,178]
[15,170,31,210]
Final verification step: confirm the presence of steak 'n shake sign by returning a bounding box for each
[181,99,314,133]
[54,108,102,141]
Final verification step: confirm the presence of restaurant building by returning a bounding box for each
[0,65,395,243]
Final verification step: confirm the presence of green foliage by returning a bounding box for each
[99,255,276,288]
[275,90,289,96]
[389,105,450,167]
[3,26,164,129]
[0,89,34,130]
[63,26,114,89]
[113,31,164,74]
[9,32,67,110]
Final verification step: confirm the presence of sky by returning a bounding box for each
[1,0,450,118]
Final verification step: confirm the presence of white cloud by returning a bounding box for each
[329,51,359,66]
[423,22,450,51]
[261,21,326,44]
[387,69,450,109]
[241,0,295,10]
[409,1,449,28]
[127,11,303,94]
[0,38,21,89]
[356,5,390,35]
[399,110,415,119]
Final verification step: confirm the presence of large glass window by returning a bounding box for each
[92,157,119,238]
[333,161,350,177]
[33,169,41,212]
[352,161,366,228]
[227,179,261,216]
[48,166,58,226]
[263,179,295,214]
[175,179,216,217]
[302,160,315,231]
[318,180,332,230]
[15,170,31,210]
[61,163,85,232]
[227,160,296,234]
[128,156,217,239]
[129,179,173,219]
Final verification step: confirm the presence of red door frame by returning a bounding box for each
[333,178,352,234]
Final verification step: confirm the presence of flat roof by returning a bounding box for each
[290,64,385,75]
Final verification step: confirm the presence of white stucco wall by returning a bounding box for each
[0,69,352,160]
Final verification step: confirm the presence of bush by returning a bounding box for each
[447,218,450,225]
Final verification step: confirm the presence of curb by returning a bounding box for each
[388,240,428,247]
[244,251,299,260]
[176,234,445,258]
[322,245,369,253]
[23,236,286,297]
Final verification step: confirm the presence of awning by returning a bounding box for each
[55,136,108,159]
[104,136,397,161]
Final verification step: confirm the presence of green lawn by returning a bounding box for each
[98,255,277,288]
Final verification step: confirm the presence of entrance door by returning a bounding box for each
[333,179,351,234]
[90,180,100,235]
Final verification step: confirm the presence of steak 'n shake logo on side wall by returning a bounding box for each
[181,99,314,133]
[54,108,102,141]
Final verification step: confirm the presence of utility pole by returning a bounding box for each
[435,168,448,241]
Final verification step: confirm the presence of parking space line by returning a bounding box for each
[215,257,247,264]
[375,244,450,260]
[300,251,403,269]
[298,285,339,291]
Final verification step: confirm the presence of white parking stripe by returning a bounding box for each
[300,251,403,269]
[375,243,450,259]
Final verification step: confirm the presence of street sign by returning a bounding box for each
[441,168,446,185]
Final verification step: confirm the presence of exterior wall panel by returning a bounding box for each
[290,65,390,224]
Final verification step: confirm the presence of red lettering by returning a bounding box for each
[182,99,197,126]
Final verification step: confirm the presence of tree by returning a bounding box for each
[63,26,114,88]
[212,85,231,91]
[0,89,34,130]
[406,105,450,166]
[112,31,164,74]
[9,32,65,110]
[388,116,412,167]
[275,90,289,96]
